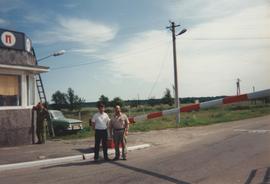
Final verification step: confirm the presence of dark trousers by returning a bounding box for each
[94,129,108,160]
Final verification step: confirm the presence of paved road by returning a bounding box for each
[1,115,270,184]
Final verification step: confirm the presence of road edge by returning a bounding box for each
[0,144,151,172]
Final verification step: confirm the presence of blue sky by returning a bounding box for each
[1,0,270,102]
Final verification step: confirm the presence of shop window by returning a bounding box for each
[0,75,21,106]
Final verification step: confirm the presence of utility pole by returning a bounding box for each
[253,86,256,105]
[236,78,241,96]
[167,21,187,126]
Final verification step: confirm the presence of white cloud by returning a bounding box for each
[177,4,270,96]
[33,17,118,52]
[103,30,172,82]
[167,0,263,23]
[68,48,97,54]
[182,5,270,40]
[102,3,270,98]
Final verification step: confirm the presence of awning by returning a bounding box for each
[0,64,49,73]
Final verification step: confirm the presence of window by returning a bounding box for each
[0,74,21,106]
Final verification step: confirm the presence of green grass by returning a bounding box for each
[50,102,270,140]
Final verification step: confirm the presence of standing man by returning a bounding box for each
[91,102,110,161]
[33,102,50,144]
[110,105,129,160]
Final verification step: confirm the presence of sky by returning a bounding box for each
[1,0,270,102]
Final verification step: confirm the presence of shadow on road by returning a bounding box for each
[245,167,270,184]
[74,147,95,153]
[41,160,107,169]
[41,160,190,183]
[109,161,191,184]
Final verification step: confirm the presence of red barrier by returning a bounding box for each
[127,89,270,123]
[223,94,248,104]
[147,111,163,119]
[180,104,200,112]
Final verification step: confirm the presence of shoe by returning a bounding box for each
[122,157,127,160]
[113,157,119,161]
[94,158,99,162]
[104,157,111,161]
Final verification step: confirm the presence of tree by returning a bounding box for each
[161,88,173,106]
[51,88,85,111]
[51,90,68,109]
[111,97,124,107]
[66,88,85,111]
[148,96,156,106]
[99,95,109,106]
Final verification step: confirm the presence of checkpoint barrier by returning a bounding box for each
[107,89,270,148]
[128,89,270,123]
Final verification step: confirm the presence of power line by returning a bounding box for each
[147,42,171,99]
[183,37,270,40]
[51,38,170,71]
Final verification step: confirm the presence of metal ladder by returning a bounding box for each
[32,48,55,137]
[36,74,47,103]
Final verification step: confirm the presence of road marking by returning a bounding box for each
[234,129,270,134]
[0,144,151,172]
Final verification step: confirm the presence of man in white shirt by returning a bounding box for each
[91,102,110,161]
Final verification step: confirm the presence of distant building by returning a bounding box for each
[0,28,49,146]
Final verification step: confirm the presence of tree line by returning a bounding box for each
[50,87,225,110]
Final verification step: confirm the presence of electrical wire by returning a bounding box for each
[147,42,171,99]
[51,38,170,71]
[182,37,270,40]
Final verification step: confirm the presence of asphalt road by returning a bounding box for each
[1,115,270,184]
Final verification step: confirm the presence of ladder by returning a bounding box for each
[32,48,47,104]
[36,74,47,103]
[35,73,55,137]
[32,48,55,137]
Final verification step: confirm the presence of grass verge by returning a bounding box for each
[51,103,270,140]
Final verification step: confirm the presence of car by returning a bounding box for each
[49,110,83,134]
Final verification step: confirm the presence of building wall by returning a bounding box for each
[0,49,35,66]
[0,69,37,147]
[0,108,33,147]
[0,49,38,147]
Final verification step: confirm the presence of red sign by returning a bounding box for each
[1,31,16,47]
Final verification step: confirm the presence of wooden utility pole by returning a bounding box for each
[167,21,186,125]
